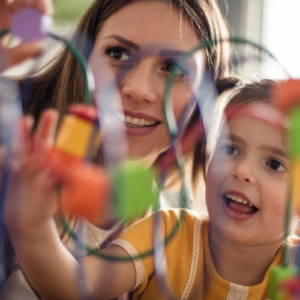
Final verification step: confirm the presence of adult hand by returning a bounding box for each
[0,0,53,73]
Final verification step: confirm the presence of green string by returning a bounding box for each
[0,29,94,105]
[283,194,292,267]
[48,32,94,105]
[61,210,186,262]
[1,27,293,265]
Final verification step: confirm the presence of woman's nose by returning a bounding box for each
[231,159,257,184]
[120,60,159,104]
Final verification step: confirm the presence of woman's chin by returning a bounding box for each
[126,146,168,165]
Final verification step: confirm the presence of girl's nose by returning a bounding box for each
[231,160,257,184]
[120,60,159,104]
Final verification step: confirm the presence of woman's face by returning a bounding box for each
[89,0,203,163]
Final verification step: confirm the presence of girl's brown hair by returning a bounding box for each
[205,79,281,176]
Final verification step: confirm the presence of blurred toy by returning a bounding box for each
[45,104,158,221]
[11,7,52,43]
[45,104,110,221]
[268,79,300,300]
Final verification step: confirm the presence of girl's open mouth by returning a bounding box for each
[222,194,258,221]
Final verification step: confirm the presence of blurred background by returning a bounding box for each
[218,0,300,78]
[2,0,300,79]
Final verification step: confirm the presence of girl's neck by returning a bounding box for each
[208,225,282,286]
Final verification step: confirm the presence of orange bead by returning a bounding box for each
[61,164,111,221]
[273,79,300,113]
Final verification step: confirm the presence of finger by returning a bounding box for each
[9,116,33,171]
[22,115,34,155]
[0,0,10,30]
[0,44,43,73]
[33,109,58,153]
[69,104,99,121]
[32,0,53,15]
[9,0,53,15]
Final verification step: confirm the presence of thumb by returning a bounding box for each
[0,43,43,72]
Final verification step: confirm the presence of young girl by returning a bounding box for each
[0,0,231,298]
[4,77,293,300]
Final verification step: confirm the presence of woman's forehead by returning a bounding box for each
[97,0,200,49]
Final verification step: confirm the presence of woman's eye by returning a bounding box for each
[266,159,286,172]
[106,47,130,61]
[162,60,187,77]
[223,145,239,156]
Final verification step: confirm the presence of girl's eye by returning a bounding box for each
[223,145,239,156]
[105,47,130,61]
[266,159,286,172]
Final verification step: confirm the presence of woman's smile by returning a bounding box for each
[89,0,202,159]
[114,110,162,137]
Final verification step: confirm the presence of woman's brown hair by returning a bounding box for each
[18,0,231,205]
[3,0,231,280]
[23,0,230,118]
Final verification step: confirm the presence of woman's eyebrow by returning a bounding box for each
[102,35,140,50]
[159,49,189,57]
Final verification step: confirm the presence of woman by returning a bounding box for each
[0,0,230,298]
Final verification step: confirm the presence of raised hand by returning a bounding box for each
[4,109,61,237]
[0,0,53,72]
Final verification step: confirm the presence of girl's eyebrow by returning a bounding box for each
[229,134,244,144]
[219,133,245,145]
[260,145,288,158]
[229,134,288,157]
[102,35,140,50]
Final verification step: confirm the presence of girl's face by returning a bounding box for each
[206,103,290,246]
[89,0,202,162]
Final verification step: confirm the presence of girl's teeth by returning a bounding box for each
[139,119,145,126]
[145,120,150,126]
[226,194,253,206]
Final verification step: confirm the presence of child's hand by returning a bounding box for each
[3,109,61,238]
[0,0,53,72]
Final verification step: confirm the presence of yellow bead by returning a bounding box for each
[55,115,94,158]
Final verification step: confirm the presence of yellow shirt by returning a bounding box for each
[111,209,282,300]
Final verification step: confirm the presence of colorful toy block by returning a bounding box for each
[11,8,52,43]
